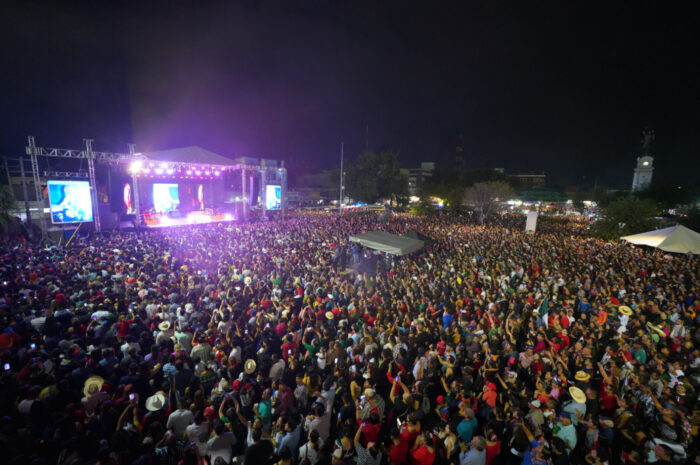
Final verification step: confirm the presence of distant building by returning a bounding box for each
[290,170,337,206]
[632,156,654,191]
[403,162,435,196]
[508,172,546,189]
[631,128,656,192]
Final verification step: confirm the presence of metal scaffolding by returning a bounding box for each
[24,136,141,235]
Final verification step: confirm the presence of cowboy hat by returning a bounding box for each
[569,386,587,404]
[146,392,166,412]
[244,359,257,374]
[158,321,171,331]
[325,311,335,320]
[574,371,591,382]
[83,376,104,397]
[619,306,633,316]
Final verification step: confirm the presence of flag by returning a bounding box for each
[539,297,549,327]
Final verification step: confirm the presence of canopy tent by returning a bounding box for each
[404,230,435,245]
[621,225,700,254]
[349,230,424,256]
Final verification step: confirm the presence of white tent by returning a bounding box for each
[349,230,424,256]
[621,225,700,254]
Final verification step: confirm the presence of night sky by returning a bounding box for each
[1,1,698,188]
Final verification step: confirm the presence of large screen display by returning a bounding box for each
[265,185,281,210]
[48,180,94,224]
[153,183,180,213]
[123,183,135,214]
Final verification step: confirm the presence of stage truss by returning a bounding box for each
[16,136,286,237]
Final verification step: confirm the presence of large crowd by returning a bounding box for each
[0,211,697,465]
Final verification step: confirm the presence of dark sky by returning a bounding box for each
[1,1,698,188]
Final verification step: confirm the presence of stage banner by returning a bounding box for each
[525,211,538,233]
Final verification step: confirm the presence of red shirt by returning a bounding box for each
[357,420,380,447]
[116,320,132,338]
[281,342,296,361]
[486,442,501,465]
[389,439,409,465]
[411,445,435,465]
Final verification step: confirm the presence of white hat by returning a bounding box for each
[146,392,166,412]
[529,400,541,408]
[83,376,104,397]
[158,321,171,331]
[185,303,194,314]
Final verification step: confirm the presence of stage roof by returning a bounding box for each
[349,230,424,256]
[141,146,237,167]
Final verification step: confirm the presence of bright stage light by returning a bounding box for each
[186,170,192,175]
[155,168,163,174]
[130,161,143,173]
[143,168,151,174]
[195,171,201,175]
[205,171,210,175]
[160,163,168,169]
[214,171,220,176]
[166,168,174,174]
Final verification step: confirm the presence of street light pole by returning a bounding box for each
[339,142,344,216]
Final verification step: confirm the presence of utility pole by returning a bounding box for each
[339,142,344,215]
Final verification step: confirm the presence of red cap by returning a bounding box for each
[204,406,215,417]
[437,395,445,404]
[232,380,242,392]
[485,382,497,391]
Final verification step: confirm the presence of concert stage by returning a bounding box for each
[142,210,235,228]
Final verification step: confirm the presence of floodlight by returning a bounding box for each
[130,161,143,173]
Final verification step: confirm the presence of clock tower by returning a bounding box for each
[631,129,655,192]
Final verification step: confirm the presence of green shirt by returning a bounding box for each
[257,399,271,425]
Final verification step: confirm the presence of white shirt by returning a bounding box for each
[299,440,324,465]
[167,408,195,439]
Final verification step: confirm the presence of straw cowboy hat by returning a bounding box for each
[569,386,587,404]
[325,311,335,320]
[158,321,171,331]
[244,359,257,374]
[574,371,591,382]
[619,306,633,316]
[83,376,104,397]
[146,392,166,412]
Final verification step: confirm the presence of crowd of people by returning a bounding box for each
[0,211,697,465]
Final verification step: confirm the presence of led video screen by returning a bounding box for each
[123,183,135,214]
[48,180,94,224]
[153,183,180,213]
[265,185,281,210]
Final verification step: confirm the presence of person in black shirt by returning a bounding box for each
[244,427,274,465]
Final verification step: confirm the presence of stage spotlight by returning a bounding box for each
[143,168,151,174]
[214,171,220,176]
[205,171,211,175]
[166,168,174,174]
[160,163,168,169]
[155,168,163,174]
[186,170,192,175]
[195,171,202,175]
[130,161,143,173]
